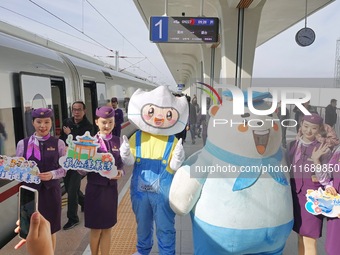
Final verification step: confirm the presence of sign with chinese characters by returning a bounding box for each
[0,155,40,184]
[59,132,118,179]
[150,16,219,43]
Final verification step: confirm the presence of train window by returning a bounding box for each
[20,74,67,138]
[123,97,130,114]
[20,74,53,137]
[0,111,9,156]
[84,81,99,126]
[97,83,107,107]
[51,77,67,137]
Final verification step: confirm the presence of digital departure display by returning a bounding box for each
[150,16,219,43]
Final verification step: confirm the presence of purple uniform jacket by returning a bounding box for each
[22,136,62,234]
[288,139,331,194]
[86,135,123,185]
[325,149,340,255]
[23,137,60,189]
[329,151,340,190]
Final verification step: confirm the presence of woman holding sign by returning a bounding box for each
[84,106,125,255]
[315,147,340,255]
[287,113,332,255]
[16,108,66,251]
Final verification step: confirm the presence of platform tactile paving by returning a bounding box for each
[108,190,137,255]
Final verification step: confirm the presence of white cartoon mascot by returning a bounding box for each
[120,86,189,255]
[169,90,293,255]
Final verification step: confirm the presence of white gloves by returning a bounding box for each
[170,138,185,171]
[120,135,135,166]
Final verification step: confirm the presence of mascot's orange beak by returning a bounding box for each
[252,129,270,155]
[154,116,164,126]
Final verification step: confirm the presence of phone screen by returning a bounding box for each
[19,186,38,239]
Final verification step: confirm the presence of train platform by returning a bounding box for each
[0,129,330,255]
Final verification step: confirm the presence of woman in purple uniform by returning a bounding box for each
[84,106,124,255]
[316,147,340,255]
[16,108,66,251]
[287,113,332,255]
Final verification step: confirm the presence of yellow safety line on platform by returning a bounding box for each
[109,190,137,255]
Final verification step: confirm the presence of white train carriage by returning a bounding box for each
[0,30,155,248]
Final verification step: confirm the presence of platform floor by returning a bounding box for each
[0,129,330,255]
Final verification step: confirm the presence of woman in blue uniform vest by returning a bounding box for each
[84,106,124,255]
[16,108,66,251]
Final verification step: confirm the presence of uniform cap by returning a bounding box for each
[31,108,53,118]
[111,97,118,103]
[96,106,115,118]
[302,113,323,125]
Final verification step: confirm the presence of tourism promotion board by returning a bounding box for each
[59,132,118,179]
[306,188,340,218]
[0,132,118,183]
[0,155,40,183]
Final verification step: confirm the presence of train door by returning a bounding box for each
[83,81,107,126]
[19,73,67,140]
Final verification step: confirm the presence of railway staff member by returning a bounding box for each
[84,106,125,255]
[16,108,66,251]
[59,101,94,230]
[287,114,331,255]
[111,97,124,137]
[312,146,340,255]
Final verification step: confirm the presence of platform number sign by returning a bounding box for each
[150,16,219,43]
[150,16,169,42]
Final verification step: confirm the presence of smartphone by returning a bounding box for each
[18,185,38,239]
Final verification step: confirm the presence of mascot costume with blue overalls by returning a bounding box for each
[120,86,189,255]
[169,90,293,255]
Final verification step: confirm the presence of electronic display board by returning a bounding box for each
[150,16,219,43]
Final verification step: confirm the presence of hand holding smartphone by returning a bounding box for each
[18,185,38,239]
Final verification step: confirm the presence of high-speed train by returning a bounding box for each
[0,26,156,248]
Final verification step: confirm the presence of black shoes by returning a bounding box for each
[63,220,79,230]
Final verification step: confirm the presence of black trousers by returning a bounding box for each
[63,170,84,222]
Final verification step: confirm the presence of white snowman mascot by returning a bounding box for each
[169,90,293,255]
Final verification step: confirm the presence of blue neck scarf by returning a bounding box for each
[204,140,288,191]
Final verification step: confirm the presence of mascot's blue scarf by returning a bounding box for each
[204,140,288,191]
